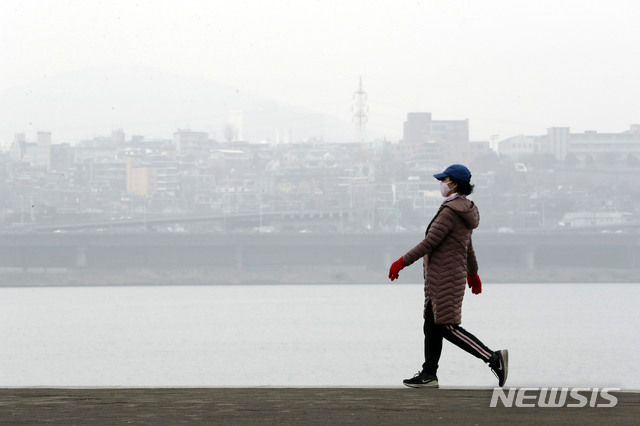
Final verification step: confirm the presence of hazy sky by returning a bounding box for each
[1,0,639,144]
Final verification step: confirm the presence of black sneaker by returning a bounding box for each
[403,372,439,388]
[489,349,509,387]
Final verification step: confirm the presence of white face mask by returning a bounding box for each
[440,181,452,197]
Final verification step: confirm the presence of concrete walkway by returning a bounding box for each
[0,388,637,425]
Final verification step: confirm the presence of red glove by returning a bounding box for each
[467,274,482,294]
[388,258,404,281]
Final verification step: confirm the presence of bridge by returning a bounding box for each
[0,231,638,275]
[32,210,355,233]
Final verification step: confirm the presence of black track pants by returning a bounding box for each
[422,300,494,376]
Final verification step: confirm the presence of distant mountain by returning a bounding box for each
[0,66,356,145]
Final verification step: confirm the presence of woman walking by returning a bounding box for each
[388,164,508,388]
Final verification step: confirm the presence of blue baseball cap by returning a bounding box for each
[433,164,471,183]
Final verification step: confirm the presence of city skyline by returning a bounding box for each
[6,102,640,158]
[2,1,640,146]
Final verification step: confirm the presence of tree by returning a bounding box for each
[223,123,238,143]
[564,153,579,167]
[625,153,640,168]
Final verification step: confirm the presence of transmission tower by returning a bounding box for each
[352,76,368,142]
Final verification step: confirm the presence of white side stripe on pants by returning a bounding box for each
[445,324,493,360]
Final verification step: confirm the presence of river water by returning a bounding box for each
[0,283,638,389]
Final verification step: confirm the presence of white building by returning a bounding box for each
[558,211,626,228]
[173,129,210,152]
[498,125,640,163]
[11,131,52,169]
[498,135,541,159]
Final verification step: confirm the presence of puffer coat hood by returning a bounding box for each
[445,198,479,230]
[402,198,479,324]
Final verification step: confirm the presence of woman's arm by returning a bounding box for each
[467,240,478,275]
[402,207,455,267]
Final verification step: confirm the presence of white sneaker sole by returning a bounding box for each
[500,349,509,387]
[403,381,439,389]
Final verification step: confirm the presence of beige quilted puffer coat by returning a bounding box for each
[402,198,479,324]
